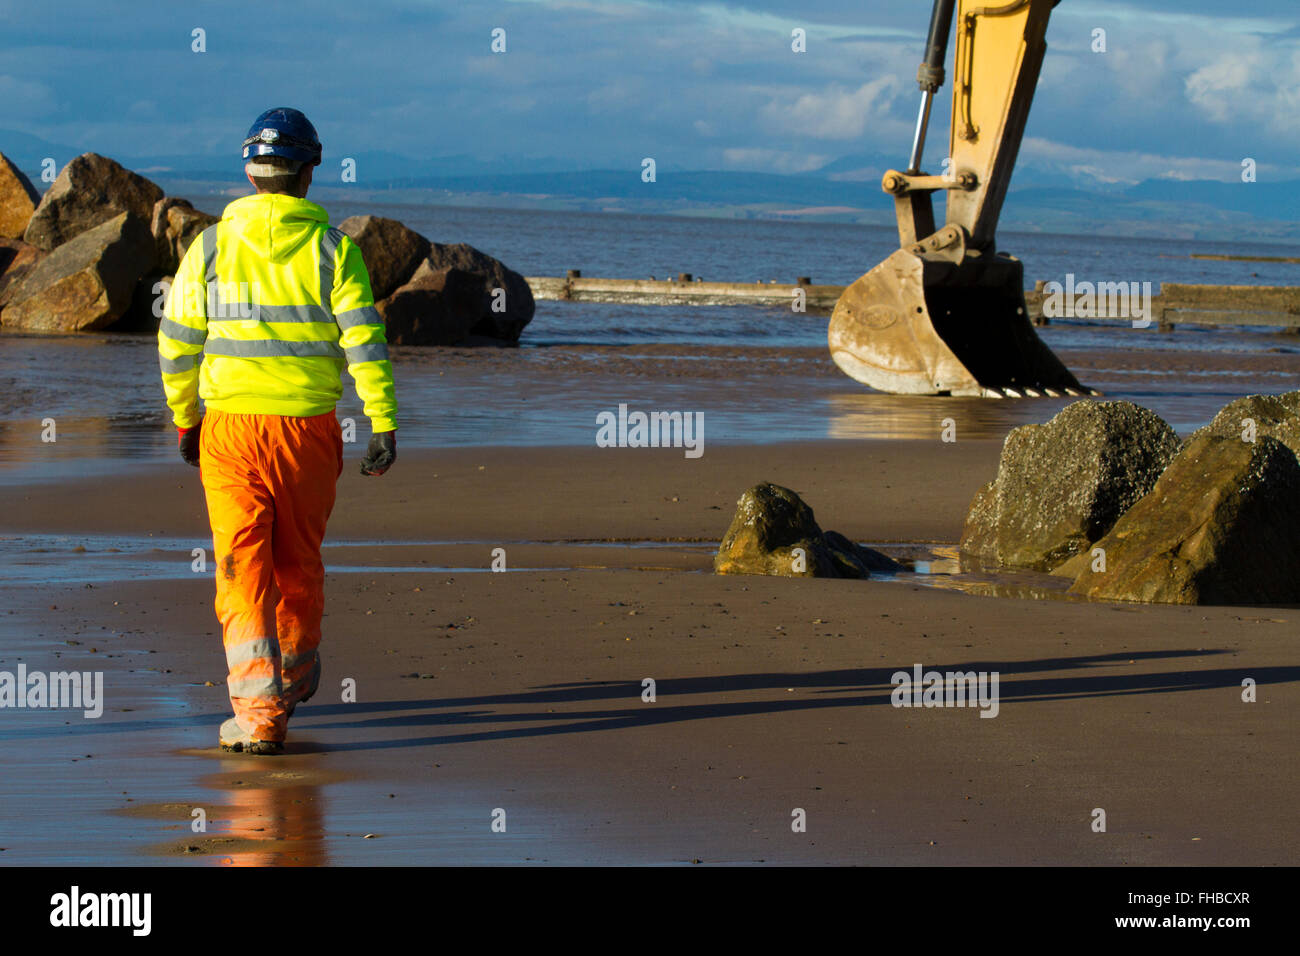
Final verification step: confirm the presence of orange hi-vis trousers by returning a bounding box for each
[199,409,343,741]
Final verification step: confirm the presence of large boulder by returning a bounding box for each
[713,482,899,579]
[338,215,430,301]
[960,400,1181,571]
[151,197,218,274]
[1186,391,1300,458]
[424,242,534,341]
[0,237,43,311]
[1061,434,1300,604]
[23,153,163,252]
[107,272,173,334]
[378,259,483,345]
[1,212,156,332]
[0,152,41,239]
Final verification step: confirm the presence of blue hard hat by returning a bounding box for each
[241,107,322,166]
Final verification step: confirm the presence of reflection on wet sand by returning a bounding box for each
[3,332,1293,485]
[137,759,348,865]
[0,413,173,482]
[877,543,1082,602]
[823,362,1275,441]
[825,393,1072,441]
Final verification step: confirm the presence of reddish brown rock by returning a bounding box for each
[338,215,430,301]
[0,237,44,311]
[151,198,219,274]
[425,242,534,341]
[23,153,163,252]
[378,260,482,345]
[108,272,174,334]
[0,152,41,240]
[2,212,155,332]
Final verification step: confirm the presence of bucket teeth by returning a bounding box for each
[979,381,1095,399]
[827,252,1093,398]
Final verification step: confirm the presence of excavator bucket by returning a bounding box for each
[830,0,1096,398]
[828,238,1091,398]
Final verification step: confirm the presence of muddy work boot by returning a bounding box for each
[285,652,321,719]
[219,717,284,755]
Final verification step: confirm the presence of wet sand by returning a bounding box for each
[4,339,1300,490]
[2,440,1297,865]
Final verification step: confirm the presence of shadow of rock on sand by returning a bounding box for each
[289,648,1286,753]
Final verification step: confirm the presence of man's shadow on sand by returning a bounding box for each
[6,649,1282,754]
[291,647,1287,752]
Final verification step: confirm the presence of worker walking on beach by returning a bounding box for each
[158,107,398,755]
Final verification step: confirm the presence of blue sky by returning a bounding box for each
[1,0,1297,185]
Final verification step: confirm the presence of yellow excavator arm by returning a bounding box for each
[949,0,1052,246]
[828,0,1096,398]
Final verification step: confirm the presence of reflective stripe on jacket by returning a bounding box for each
[158,193,398,432]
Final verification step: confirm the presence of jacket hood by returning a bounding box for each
[221,193,329,264]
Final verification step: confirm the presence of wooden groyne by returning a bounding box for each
[1153,283,1300,329]
[526,272,1300,331]
[1189,253,1300,264]
[1024,282,1300,331]
[526,272,842,311]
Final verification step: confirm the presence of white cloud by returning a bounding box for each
[1020,136,1269,184]
[1185,54,1256,122]
[719,147,830,173]
[4,0,1299,186]
[1058,1,1293,35]
[1182,43,1300,141]
[758,75,904,140]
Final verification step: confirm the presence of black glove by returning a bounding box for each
[178,422,201,467]
[360,431,396,476]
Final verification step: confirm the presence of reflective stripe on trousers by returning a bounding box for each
[200,409,343,741]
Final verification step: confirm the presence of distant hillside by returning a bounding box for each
[3,128,1295,241]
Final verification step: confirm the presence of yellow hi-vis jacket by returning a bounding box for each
[157,193,398,433]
